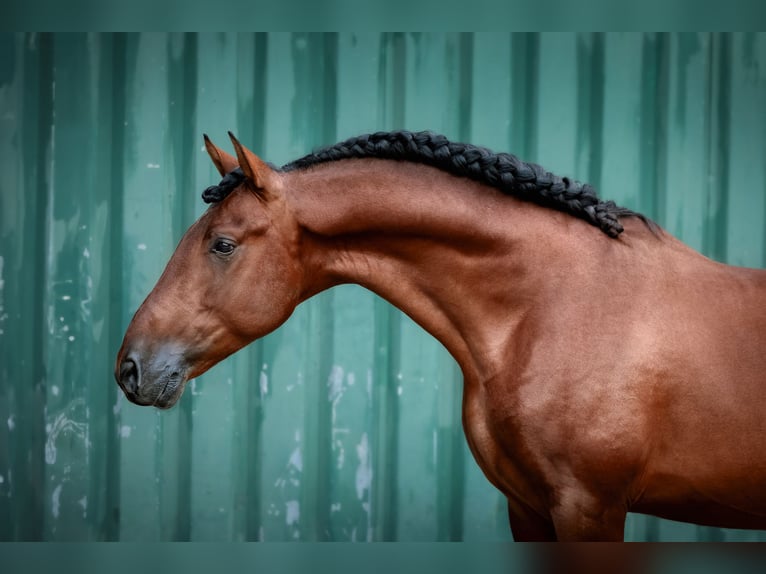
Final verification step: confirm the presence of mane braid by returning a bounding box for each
[282,130,651,238]
[202,167,246,204]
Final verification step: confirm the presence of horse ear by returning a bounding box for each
[204,134,239,176]
[228,131,278,200]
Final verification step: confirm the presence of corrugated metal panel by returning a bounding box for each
[1,32,765,541]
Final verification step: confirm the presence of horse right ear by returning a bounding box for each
[204,134,239,176]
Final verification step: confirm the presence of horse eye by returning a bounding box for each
[212,239,236,256]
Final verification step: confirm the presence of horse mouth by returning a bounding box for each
[152,371,186,409]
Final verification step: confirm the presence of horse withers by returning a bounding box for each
[115,131,766,541]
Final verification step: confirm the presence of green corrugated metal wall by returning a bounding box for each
[1,32,765,542]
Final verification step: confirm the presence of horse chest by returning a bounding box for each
[460,383,556,510]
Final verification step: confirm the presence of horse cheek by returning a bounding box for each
[226,261,298,340]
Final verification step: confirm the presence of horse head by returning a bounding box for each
[114,135,303,408]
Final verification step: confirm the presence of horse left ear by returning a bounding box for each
[204,134,239,176]
[228,132,278,200]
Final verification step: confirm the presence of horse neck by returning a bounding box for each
[285,158,573,383]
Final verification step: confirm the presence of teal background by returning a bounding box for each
[1,1,766,32]
[1,32,765,542]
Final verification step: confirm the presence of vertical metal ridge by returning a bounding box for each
[377,32,406,129]
[102,32,126,541]
[576,33,605,197]
[302,291,335,541]
[371,302,401,541]
[456,33,473,143]
[703,32,732,264]
[510,33,539,160]
[435,360,465,541]
[639,32,670,223]
[9,31,55,541]
[242,344,266,541]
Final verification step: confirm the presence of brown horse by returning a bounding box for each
[115,131,766,541]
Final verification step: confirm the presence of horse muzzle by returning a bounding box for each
[115,344,189,409]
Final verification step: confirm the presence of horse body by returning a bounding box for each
[115,132,766,540]
[478,233,766,539]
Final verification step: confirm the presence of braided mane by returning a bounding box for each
[204,130,651,238]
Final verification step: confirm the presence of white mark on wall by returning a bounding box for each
[61,295,71,301]
[433,430,438,467]
[328,365,344,404]
[366,369,373,401]
[355,433,372,501]
[7,415,14,431]
[328,366,351,470]
[266,502,280,516]
[288,446,303,473]
[137,243,147,251]
[146,163,161,169]
[120,425,131,438]
[51,484,62,519]
[78,495,87,518]
[0,474,4,484]
[80,275,92,319]
[288,373,298,393]
[285,500,300,526]
[259,370,268,398]
[272,428,304,535]
[83,247,90,259]
[362,503,373,541]
[334,437,346,470]
[51,385,60,396]
[45,400,87,465]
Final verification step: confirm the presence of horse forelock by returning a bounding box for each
[202,167,247,204]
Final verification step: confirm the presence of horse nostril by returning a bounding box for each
[118,357,140,395]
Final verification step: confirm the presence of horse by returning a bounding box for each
[115,130,766,541]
